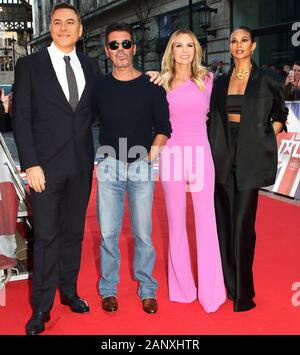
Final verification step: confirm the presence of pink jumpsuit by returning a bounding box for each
[160,74,226,312]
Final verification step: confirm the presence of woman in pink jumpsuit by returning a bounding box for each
[159,29,226,312]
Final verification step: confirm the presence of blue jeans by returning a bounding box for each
[96,156,158,300]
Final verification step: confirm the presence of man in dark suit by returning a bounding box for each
[12,3,101,335]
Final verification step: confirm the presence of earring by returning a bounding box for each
[251,50,254,55]
[230,52,233,58]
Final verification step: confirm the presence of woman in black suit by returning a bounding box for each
[208,26,288,312]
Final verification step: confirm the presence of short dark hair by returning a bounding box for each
[294,61,300,67]
[105,23,134,44]
[50,2,81,23]
[232,26,255,43]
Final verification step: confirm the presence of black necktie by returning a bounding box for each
[63,55,79,111]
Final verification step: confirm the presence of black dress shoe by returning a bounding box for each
[25,311,50,335]
[60,294,90,313]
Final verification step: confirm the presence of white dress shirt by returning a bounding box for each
[47,42,86,102]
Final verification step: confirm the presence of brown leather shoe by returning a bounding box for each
[142,298,158,314]
[102,296,118,312]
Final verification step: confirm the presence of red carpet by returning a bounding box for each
[1,175,300,335]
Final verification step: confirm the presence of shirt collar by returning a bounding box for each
[49,42,77,61]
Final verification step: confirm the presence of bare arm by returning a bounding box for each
[148,134,169,162]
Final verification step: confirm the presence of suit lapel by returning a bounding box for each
[76,52,89,110]
[217,69,233,146]
[217,62,260,146]
[241,62,260,114]
[37,48,73,112]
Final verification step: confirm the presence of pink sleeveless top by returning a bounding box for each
[166,73,213,141]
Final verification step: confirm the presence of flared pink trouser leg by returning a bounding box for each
[160,141,226,312]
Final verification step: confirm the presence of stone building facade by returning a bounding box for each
[31,0,300,73]
[0,0,32,85]
[31,0,231,73]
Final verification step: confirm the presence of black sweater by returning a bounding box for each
[93,73,171,162]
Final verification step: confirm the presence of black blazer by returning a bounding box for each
[208,62,288,190]
[12,48,102,175]
[0,102,4,118]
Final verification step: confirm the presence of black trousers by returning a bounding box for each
[214,122,258,311]
[30,160,93,312]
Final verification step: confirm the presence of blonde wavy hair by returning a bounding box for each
[161,29,209,92]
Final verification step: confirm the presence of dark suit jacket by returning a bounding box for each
[12,47,102,175]
[208,62,288,190]
[0,102,4,118]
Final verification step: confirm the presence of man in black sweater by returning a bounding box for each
[93,23,171,314]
